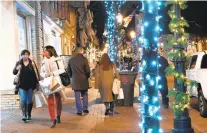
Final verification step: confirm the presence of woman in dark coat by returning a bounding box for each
[95,53,120,116]
[13,50,39,122]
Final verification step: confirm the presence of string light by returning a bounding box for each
[105,1,126,62]
[140,0,163,132]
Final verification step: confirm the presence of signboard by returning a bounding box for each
[60,55,71,69]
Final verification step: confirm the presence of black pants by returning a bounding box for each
[159,76,169,105]
[104,94,117,110]
[104,102,114,110]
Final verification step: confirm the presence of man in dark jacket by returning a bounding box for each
[67,47,90,115]
[158,54,169,109]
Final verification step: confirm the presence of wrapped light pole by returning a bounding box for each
[172,3,194,133]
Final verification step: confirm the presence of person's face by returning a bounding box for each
[22,53,30,61]
[43,49,50,58]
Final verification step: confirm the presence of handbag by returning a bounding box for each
[13,68,21,86]
[112,65,121,95]
[55,61,70,86]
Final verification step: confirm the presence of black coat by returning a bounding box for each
[13,59,39,90]
[67,54,90,91]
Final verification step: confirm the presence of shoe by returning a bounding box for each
[77,112,82,116]
[27,103,33,120]
[21,103,27,123]
[105,109,110,116]
[27,115,31,120]
[56,116,61,124]
[83,110,89,114]
[22,115,27,123]
[50,120,56,128]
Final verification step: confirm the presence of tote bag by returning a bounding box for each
[112,66,121,95]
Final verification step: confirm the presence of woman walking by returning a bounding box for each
[40,46,65,128]
[95,53,120,116]
[13,50,39,122]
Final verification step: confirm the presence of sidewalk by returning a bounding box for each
[1,88,207,133]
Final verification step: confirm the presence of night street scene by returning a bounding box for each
[0,1,207,133]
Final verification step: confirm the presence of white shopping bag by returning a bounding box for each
[39,76,62,95]
[118,88,124,99]
[112,78,121,95]
[34,92,47,108]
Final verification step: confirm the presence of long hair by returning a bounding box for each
[45,45,58,57]
[99,53,113,70]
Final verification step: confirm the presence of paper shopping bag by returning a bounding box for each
[50,77,60,91]
[118,88,124,99]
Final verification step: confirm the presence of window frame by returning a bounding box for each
[201,54,207,69]
[189,55,198,69]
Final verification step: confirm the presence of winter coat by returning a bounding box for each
[40,56,65,79]
[95,64,120,102]
[13,59,39,90]
[67,53,90,91]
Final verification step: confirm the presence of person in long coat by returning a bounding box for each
[67,47,91,115]
[95,53,120,116]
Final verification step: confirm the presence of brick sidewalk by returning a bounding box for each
[1,88,207,133]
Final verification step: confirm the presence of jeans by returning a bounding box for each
[48,92,62,120]
[74,90,88,113]
[19,88,33,104]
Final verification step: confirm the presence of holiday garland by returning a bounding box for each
[165,1,197,116]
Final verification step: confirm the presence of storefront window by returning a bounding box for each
[17,15,27,53]
[43,20,62,55]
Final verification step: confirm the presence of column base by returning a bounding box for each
[172,116,194,133]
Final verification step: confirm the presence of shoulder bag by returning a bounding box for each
[55,61,71,86]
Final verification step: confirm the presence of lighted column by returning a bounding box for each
[139,1,163,133]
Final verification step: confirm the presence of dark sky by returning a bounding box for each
[90,1,207,42]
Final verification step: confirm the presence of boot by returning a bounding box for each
[56,116,61,124]
[50,120,56,128]
[110,102,114,115]
[105,109,110,116]
[21,103,27,122]
[27,103,33,120]
[104,103,110,116]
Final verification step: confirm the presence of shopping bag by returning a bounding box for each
[112,78,121,95]
[118,88,124,99]
[50,76,60,91]
[34,93,43,108]
[39,76,61,95]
